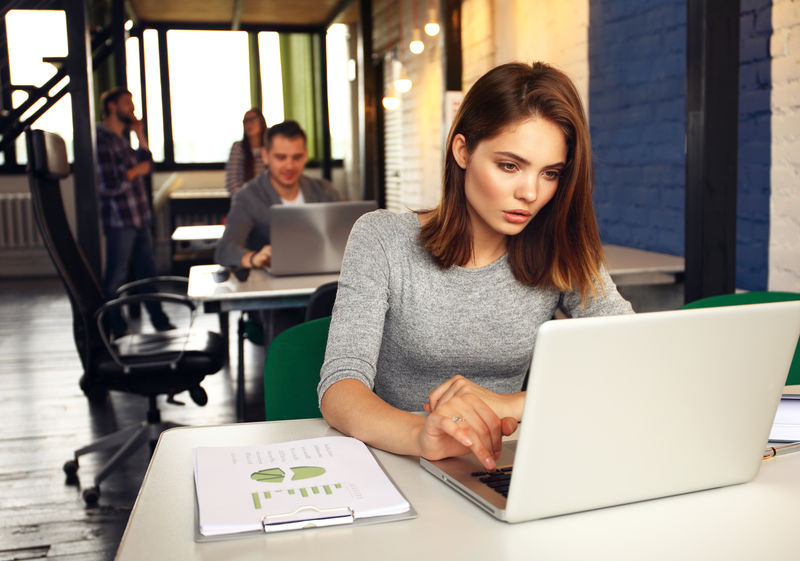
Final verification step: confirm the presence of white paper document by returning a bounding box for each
[769,397,800,442]
[193,436,410,537]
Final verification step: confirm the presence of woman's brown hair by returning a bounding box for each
[419,61,604,302]
[241,108,268,182]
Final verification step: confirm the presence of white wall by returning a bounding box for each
[770,0,800,291]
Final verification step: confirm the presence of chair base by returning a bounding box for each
[64,397,181,505]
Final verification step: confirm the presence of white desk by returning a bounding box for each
[116,418,800,561]
[603,244,684,286]
[188,265,339,420]
[171,224,225,241]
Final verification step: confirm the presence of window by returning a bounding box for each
[258,32,284,127]
[326,24,350,161]
[166,30,252,163]
[5,9,73,163]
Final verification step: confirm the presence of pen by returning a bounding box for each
[762,442,800,460]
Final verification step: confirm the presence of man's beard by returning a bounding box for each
[116,108,134,124]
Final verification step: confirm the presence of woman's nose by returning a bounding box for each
[515,176,538,202]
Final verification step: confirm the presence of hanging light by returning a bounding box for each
[409,0,424,54]
[409,28,424,54]
[392,56,412,93]
[382,88,401,110]
[424,0,439,36]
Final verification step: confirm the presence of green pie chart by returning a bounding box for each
[290,466,326,480]
[250,466,327,483]
[251,467,285,483]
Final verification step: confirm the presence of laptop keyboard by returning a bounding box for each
[471,466,513,497]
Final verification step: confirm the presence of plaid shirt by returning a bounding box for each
[96,124,152,232]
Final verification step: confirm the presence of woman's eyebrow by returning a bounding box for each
[494,151,566,169]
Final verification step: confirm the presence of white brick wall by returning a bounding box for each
[770,0,800,290]
[493,0,590,111]
[378,0,445,212]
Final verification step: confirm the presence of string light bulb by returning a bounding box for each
[393,57,412,93]
[409,28,424,54]
[382,92,401,110]
[424,7,439,36]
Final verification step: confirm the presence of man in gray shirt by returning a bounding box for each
[215,120,340,269]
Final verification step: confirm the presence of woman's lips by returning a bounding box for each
[503,210,531,224]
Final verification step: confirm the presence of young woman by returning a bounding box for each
[318,62,633,471]
[224,108,268,195]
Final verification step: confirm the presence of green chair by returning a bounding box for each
[683,291,800,385]
[263,316,331,420]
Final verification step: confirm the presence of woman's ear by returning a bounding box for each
[451,134,469,169]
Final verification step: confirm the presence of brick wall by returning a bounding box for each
[769,0,800,290]
[588,0,686,256]
[738,0,772,290]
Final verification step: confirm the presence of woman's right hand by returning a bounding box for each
[416,394,518,471]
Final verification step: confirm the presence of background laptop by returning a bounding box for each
[421,301,800,522]
[267,201,377,276]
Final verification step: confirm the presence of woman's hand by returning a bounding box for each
[425,375,525,421]
[417,392,518,471]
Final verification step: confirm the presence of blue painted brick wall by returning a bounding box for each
[589,0,687,256]
[737,0,771,290]
[589,0,772,290]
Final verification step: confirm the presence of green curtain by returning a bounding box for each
[248,32,263,111]
[278,33,323,161]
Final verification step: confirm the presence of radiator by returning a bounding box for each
[0,193,43,249]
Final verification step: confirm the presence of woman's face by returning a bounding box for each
[243,111,263,138]
[453,116,567,243]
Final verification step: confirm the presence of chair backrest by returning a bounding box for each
[263,316,330,420]
[305,281,338,322]
[25,129,106,372]
[683,291,800,385]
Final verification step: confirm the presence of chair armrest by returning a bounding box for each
[116,276,189,296]
[94,292,195,373]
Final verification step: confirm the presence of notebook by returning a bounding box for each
[421,301,800,523]
[267,201,377,276]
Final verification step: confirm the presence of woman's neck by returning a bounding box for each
[247,134,263,148]
[462,207,507,268]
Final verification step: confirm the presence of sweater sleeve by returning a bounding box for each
[317,212,391,402]
[224,142,246,196]
[214,188,256,267]
[561,266,635,318]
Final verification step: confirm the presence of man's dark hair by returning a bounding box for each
[266,120,306,149]
[100,86,132,117]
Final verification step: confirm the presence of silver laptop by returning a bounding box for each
[267,201,377,276]
[421,301,800,522]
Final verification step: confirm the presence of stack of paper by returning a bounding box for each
[193,436,411,537]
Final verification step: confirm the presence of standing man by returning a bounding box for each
[214,120,341,269]
[96,86,172,336]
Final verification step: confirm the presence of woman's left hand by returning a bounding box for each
[425,375,524,421]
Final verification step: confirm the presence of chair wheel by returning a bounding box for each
[189,385,208,406]
[63,459,79,484]
[82,486,100,505]
[63,459,78,476]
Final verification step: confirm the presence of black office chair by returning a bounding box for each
[25,129,226,504]
[305,281,338,321]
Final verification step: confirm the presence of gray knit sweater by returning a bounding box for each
[317,210,634,412]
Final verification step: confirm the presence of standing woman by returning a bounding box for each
[225,108,268,195]
[318,62,633,470]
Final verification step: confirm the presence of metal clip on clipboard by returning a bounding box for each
[261,505,355,533]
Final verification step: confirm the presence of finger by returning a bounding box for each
[427,375,464,411]
[444,416,496,471]
[460,396,504,457]
[500,417,518,436]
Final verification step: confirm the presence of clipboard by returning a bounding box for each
[192,436,416,541]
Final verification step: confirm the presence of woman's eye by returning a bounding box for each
[543,170,561,180]
[498,162,517,172]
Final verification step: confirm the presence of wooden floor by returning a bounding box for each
[0,278,268,560]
